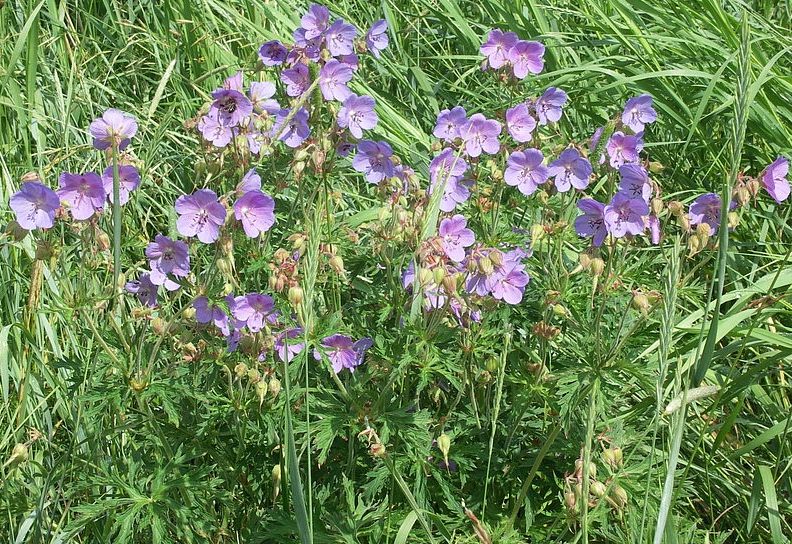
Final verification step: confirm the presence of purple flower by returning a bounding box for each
[301,4,330,40]
[271,108,311,148]
[249,81,279,114]
[326,19,356,56]
[338,53,359,70]
[508,40,545,79]
[618,164,652,203]
[275,328,306,363]
[505,103,536,143]
[647,214,661,245]
[606,131,643,168]
[480,29,519,69]
[352,140,394,183]
[504,149,549,196]
[487,261,530,304]
[193,296,230,336]
[223,71,244,92]
[438,177,473,212]
[761,157,790,203]
[535,87,567,125]
[548,148,592,192]
[145,234,189,289]
[319,60,353,101]
[89,108,138,151]
[234,190,275,238]
[210,89,253,127]
[57,172,105,221]
[316,334,373,374]
[589,127,605,153]
[292,28,322,61]
[604,192,649,238]
[622,94,657,133]
[281,63,311,97]
[429,148,468,185]
[198,110,233,148]
[258,40,288,66]
[689,193,722,234]
[336,141,355,157]
[237,168,261,196]
[337,94,378,138]
[366,19,389,58]
[439,214,475,261]
[574,198,608,247]
[101,164,140,205]
[232,293,275,332]
[433,106,467,141]
[9,182,60,230]
[175,189,226,243]
[459,113,501,157]
[125,273,157,307]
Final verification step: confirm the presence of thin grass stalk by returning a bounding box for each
[482,330,510,512]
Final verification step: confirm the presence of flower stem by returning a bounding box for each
[111,144,122,296]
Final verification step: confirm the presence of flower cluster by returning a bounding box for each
[480,29,545,79]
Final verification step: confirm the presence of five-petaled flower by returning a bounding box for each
[504,149,549,196]
[175,189,227,243]
[57,172,105,221]
[89,108,138,151]
[9,181,60,230]
[315,334,373,374]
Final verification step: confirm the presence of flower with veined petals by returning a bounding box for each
[101,165,140,205]
[9,182,60,230]
[548,148,592,192]
[504,149,548,196]
[315,334,373,374]
[57,172,105,221]
[175,189,226,243]
[604,192,649,238]
[233,190,275,238]
[366,19,389,58]
[89,108,138,150]
[621,94,657,133]
[761,157,790,203]
[574,198,608,247]
[337,94,378,138]
[480,29,518,69]
[438,214,475,262]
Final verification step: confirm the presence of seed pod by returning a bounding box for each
[288,285,304,307]
[728,211,739,229]
[328,255,345,275]
[489,249,503,267]
[590,258,605,277]
[269,378,281,398]
[667,200,684,216]
[256,379,268,405]
[590,480,607,498]
[234,363,248,379]
[603,446,623,469]
[579,252,592,270]
[650,198,664,216]
[432,266,446,285]
[610,483,628,509]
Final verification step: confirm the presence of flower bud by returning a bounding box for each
[21,171,40,182]
[442,273,458,295]
[552,304,567,317]
[183,306,196,321]
[632,292,650,315]
[695,222,712,239]
[667,200,684,216]
[603,446,623,469]
[418,267,433,287]
[648,161,664,173]
[234,363,248,379]
[271,464,282,501]
[650,198,664,216]
[256,379,268,405]
[288,285,304,307]
[747,178,761,198]
[370,442,386,457]
[151,317,168,336]
[688,234,702,256]
[576,459,597,479]
[530,223,545,243]
[564,490,577,512]
[130,306,151,319]
[437,433,451,463]
[734,185,750,206]
[485,357,499,373]
[4,443,28,469]
[328,255,345,276]
[678,214,691,232]
[727,211,739,229]
[293,161,306,177]
[489,249,503,267]
[269,378,281,398]
[610,483,628,509]
[491,167,503,181]
[579,252,592,270]
[432,266,446,285]
[477,256,494,276]
[590,258,605,277]
[590,480,607,498]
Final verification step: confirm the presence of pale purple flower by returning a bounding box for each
[222,71,244,92]
[101,164,140,205]
[258,40,288,66]
[433,106,467,141]
[439,214,475,261]
[504,149,549,196]
[193,296,230,336]
[237,168,262,196]
[508,40,545,79]
[175,189,226,243]
[429,148,468,185]
[647,214,661,245]
[146,234,189,288]
[319,60,353,101]
[125,273,157,307]
[275,328,305,363]
[621,94,657,133]
[689,193,722,234]
[438,177,473,212]
[338,54,359,70]
[271,108,311,148]
[459,113,501,157]
[761,157,790,203]
[589,127,605,153]
[198,110,233,148]
[480,29,519,70]
[57,172,105,221]
[232,293,275,332]
[604,192,649,237]
[548,148,592,192]
[326,19,356,56]
[337,94,378,138]
[352,140,394,183]
[210,89,253,127]
[487,261,530,304]
[249,81,280,114]
[505,103,536,143]
[366,19,389,58]
[281,63,311,97]
[89,108,138,151]
[292,28,322,61]
[233,190,275,238]
[574,198,608,247]
[316,334,373,374]
[535,87,567,125]
[301,4,330,39]
[606,131,643,168]
[9,182,60,230]
[618,164,652,203]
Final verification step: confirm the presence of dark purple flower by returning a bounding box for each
[237,168,261,196]
[429,148,468,185]
[366,19,389,58]
[146,234,189,289]
[618,164,652,203]
[505,103,536,143]
[604,192,649,238]
[259,40,288,66]
[234,190,275,238]
[292,28,322,61]
[193,296,230,336]
[480,29,519,69]
[548,148,592,192]
[275,327,305,363]
[101,164,140,205]
[504,149,548,196]
[232,293,275,332]
[89,108,138,151]
[622,94,657,133]
[316,334,373,374]
[57,172,105,221]
[210,89,253,127]
[433,106,467,141]
[249,81,279,114]
[689,193,722,234]
[574,198,608,247]
[175,189,226,243]
[535,87,567,125]
[338,94,378,138]
[125,273,157,307]
[439,214,475,261]
[281,63,311,97]
[761,157,790,203]
[9,182,60,230]
[459,113,501,157]
[271,108,311,148]
[352,140,394,183]
[508,40,545,79]
[319,60,353,101]
[606,131,643,167]
[301,4,330,40]
[326,19,356,56]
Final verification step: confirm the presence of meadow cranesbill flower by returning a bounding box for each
[439,215,475,261]
[57,172,105,221]
[429,148,468,185]
[504,149,549,196]
[535,87,567,125]
[459,113,501,157]
[505,103,536,143]
[301,3,330,40]
[249,81,280,114]
[336,141,355,157]
[146,234,189,289]
[210,88,253,127]
[319,60,353,101]
[234,190,276,238]
[574,198,608,246]
[761,157,790,203]
[198,111,233,147]
[365,19,389,58]
[271,108,311,148]
[338,54,359,70]
[325,19,356,56]
[508,40,545,79]
[9,182,60,230]
[89,108,138,151]
[353,140,395,183]
[604,192,649,237]
[232,293,275,332]
[487,260,530,304]
[337,94,378,138]
[606,131,643,167]
[281,64,311,97]
[237,169,261,195]
[292,28,322,61]
[433,106,467,141]
[618,164,652,203]
[125,273,157,307]
[259,40,288,66]
[223,71,244,92]
[480,29,518,69]
[175,189,226,243]
[193,296,230,336]
[275,328,306,363]
[438,177,473,212]
[621,94,657,133]
[548,148,592,192]
[688,193,721,234]
[316,334,373,374]
[101,165,140,205]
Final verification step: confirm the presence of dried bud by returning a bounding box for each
[678,214,691,232]
[288,285,304,307]
[564,490,577,512]
[489,249,503,267]
[477,256,494,276]
[688,234,702,256]
[430,140,442,152]
[269,378,281,398]
[650,198,664,216]
[632,292,651,315]
[370,442,386,457]
[328,255,345,276]
[667,200,684,216]
[130,306,152,319]
[234,363,248,379]
[21,171,40,182]
[727,211,739,229]
[271,464,282,501]
[590,258,605,277]
[590,480,607,498]
[312,149,326,171]
[610,483,628,509]
[219,234,234,256]
[747,177,761,198]
[695,222,712,239]
[734,185,750,206]
[151,317,168,336]
[579,252,592,270]
[648,161,664,173]
[256,379,269,405]
[293,161,306,177]
[441,273,458,294]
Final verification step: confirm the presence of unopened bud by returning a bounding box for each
[288,285,304,306]
[477,256,494,276]
[650,198,664,216]
[151,317,168,335]
[632,292,650,314]
[271,464,282,501]
[234,363,248,379]
[485,357,499,373]
[564,490,577,511]
[648,161,664,173]
[437,433,451,463]
[734,185,750,206]
[370,443,386,457]
[256,380,269,405]
[579,252,592,270]
[184,307,196,320]
[269,378,281,398]
[21,171,40,182]
[667,201,684,216]
[530,223,545,243]
[747,178,761,198]
[432,266,446,285]
[695,222,712,239]
[552,304,567,317]
[610,483,628,509]
[491,167,503,181]
[727,211,739,229]
[6,443,28,468]
[603,446,623,469]
[293,161,306,177]
[678,214,691,232]
[216,256,232,275]
[590,258,605,277]
[328,255,345,275]
[688,234,702,256]
[430,140,442,152]
[294,149,309,162]
[489,249,503,267]
[418,268,433,287]
[590,480,607,498]
[442,273,458,294]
